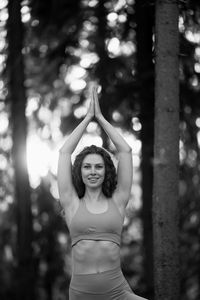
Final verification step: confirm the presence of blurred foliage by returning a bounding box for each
[0,0,200,299]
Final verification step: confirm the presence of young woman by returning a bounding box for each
[57,86,148,300]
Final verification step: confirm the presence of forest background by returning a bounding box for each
[0,0,200,300]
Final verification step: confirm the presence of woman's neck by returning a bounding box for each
[84,188,104,203]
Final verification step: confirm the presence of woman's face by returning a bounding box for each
[81,154,105,189]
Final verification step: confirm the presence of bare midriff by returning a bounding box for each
[72,239,121,274]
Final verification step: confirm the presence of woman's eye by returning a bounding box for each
[83,165,103,169]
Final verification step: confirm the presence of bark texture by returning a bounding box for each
[135,1,155,298]
[7,0,34,299]
[153,1,180,300]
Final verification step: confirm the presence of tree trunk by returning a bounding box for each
[7,0,34,299]
[135,1,154,298]
[153,1,180,300]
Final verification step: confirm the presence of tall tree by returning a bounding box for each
[7,0,34,299]
[135,1,154,298]
[153,1,180,300]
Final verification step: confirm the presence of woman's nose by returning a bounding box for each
[91,166,96,174]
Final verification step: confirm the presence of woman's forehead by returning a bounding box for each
[82,154,104,164]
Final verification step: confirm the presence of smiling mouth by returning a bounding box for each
[88,178,99,182]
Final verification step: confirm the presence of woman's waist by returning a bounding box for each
[72,257,121,275]
[72,240,121,274]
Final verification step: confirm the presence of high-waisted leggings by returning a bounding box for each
[69,266,148,300]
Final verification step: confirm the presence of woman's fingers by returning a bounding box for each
[86,88,95,119]
[88,84,103,119]
[90,97,95,116]
[92,85,98,102]
[93,86,103,118]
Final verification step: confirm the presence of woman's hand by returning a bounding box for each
[86,90,95,120]
[92,85,103,120]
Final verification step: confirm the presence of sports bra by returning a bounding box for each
[68,199,124,247]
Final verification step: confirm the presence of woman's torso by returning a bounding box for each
[72,239,120,274]
[64,196,125,274]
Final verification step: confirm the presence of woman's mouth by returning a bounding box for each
[88,177,99,182]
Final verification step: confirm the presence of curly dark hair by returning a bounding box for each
[72,145,117,199]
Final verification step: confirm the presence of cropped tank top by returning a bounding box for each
[69,199,123,247]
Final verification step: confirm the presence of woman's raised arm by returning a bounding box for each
[57,95,94,205]
[93,86,133,206]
